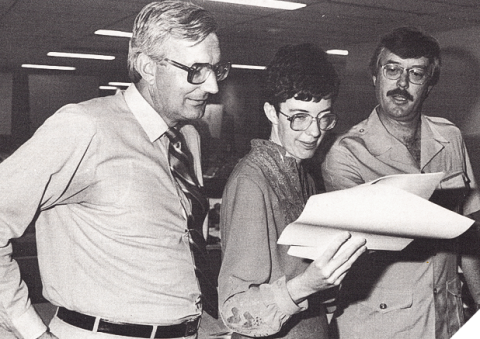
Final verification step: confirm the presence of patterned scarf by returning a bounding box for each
[248,139,312,226]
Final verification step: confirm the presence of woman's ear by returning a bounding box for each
[135,53,158,85]
[264,102,279,125]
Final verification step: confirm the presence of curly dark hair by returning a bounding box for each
[369,27,441,86]
[264,43,340,112]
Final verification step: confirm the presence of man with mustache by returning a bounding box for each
[321,27,480,339]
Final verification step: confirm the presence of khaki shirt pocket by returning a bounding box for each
[336,289,415,339]
[360,288,413,314]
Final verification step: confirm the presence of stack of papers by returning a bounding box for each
[278,172,474,260]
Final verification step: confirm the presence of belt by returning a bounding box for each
[56,307,200,338]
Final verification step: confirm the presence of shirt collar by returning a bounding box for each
[123,84,169,142]
[362,106,449,156]
[361,107,397,156]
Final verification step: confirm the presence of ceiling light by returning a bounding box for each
[21,64,76,71]
[48,52,115,60]
[232,64,266,70]
[326,49,349,56]
[99,85,119,90]
[95,29,132,38]
[206,0,306,10]
[108,82,131,87]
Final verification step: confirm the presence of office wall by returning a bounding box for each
[28,74,99,131]
[0,73,13,136]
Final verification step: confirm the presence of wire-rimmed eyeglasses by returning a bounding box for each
[163,58,231,85]
[278,110,337,131]
[381,63,430,85]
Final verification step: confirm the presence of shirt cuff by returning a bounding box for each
[270,276,308,315]
[11,305,47,339]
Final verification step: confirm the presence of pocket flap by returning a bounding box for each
[358,288,413,314]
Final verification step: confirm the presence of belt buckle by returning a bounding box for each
[184,318,200,336]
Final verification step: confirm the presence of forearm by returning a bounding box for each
[219,276,306,337]
[0,242,47,339]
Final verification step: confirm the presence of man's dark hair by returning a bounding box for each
[264,43,340,112]
[369,26,441,86]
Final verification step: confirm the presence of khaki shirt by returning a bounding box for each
[322,108,480,339]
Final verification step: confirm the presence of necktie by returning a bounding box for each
[164,127,219,319]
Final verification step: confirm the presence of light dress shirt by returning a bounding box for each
[321,108,480,339]
[0,84,204,339]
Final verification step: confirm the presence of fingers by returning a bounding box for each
[313,235,367,285]
[320,231,352,262]
[332,241,367,284]
[334,236,367,261]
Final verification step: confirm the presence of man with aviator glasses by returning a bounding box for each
[322,26,480,339]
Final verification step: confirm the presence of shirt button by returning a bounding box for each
[433,288,438,294]
[380,303,387,309]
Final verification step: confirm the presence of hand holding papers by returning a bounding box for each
[278,172,475,260]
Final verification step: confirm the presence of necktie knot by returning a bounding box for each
[165,128,182,149]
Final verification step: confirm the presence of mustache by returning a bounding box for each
[387,88,414,101]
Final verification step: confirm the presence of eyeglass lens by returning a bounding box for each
[382,64,428,85]
[190,62,230,84]
[290,113,337,131]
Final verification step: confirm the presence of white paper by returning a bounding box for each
[278,172,475,260]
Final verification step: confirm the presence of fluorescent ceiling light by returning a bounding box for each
[95,29,132,38]
[21,64,76,71]
[232,64,266,70]
[206,0,306,10]
[99,85,119,90]
[48,52,115,60]
[326,49,349,56]
[108,82,131,87]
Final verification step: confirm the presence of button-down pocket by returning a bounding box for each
[335,289,414,339]
[361,288,413,314]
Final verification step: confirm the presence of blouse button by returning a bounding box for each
[379,303,387,309]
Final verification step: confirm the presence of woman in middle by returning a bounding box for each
[218,43,367,339]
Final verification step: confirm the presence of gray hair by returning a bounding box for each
[128,1,218,83]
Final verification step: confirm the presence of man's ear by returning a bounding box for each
[264,102,279,125]
[135,53,158,85]
[372,75,377,87]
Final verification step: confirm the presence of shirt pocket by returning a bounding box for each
[337,289,415,339]
[360,288,413,314]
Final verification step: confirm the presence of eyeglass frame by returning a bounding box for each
[381,63,431,85]
[163,58,231,85]
[277,110,338,131]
